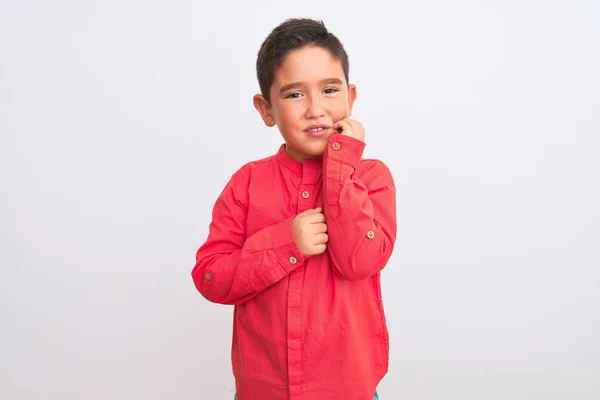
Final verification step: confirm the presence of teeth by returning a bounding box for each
[309,128,324,132]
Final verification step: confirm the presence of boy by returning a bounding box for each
[191,18,396,400]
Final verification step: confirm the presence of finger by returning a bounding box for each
[313,222,328,233]
[337,118,362,140]
[346,119,361,133]
[313,243,327,254]
[314,233,329,244]
[347,119,365,140]
[333,118,349,129]
[333,118,351,134]
[307,213,326,224]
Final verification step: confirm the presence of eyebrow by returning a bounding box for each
[279,78,344,93]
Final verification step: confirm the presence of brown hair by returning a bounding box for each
[256,18,350,102]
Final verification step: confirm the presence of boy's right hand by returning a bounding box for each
[292,208,328,256]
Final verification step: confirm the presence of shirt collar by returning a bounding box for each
[275,144,323,176]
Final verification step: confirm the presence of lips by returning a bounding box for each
[304,124,331,138]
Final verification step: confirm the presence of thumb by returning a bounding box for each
[297,207,322,216]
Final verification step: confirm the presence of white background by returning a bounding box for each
[2,0,599,399]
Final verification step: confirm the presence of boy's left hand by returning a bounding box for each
[333,118,365,142]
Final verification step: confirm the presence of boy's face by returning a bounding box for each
[254,46,357,162]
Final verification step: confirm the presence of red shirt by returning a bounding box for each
[192,134,397,400]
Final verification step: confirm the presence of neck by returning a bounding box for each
[285,144,320,162]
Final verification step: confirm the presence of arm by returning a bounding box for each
[322,134,397,281]
[191,168,307,305]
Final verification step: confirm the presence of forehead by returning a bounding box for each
[273,46,346,86]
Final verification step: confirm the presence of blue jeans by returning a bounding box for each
[234,391,379,399]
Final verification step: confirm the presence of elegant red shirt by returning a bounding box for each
[192,134,397,400]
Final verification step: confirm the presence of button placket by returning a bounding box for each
[288,163,321,396]
[298,185,313,212]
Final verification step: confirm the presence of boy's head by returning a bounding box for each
[253,18,357,162]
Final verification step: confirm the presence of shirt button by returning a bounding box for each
[332,142,341,150]
[302,190,309,199]
[289,256,298,264]
[366,231,375,239]
[204,272,212,280]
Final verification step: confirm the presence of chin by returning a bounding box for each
[302,144,327,157]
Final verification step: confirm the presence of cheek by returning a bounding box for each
[330,98,350,115]
[331,106,349,121]
[280,104,303,124]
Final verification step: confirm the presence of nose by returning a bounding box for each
[304,94,326,119]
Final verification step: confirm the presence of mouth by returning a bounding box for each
[304,125,331,138]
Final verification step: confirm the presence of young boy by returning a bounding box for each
[191,18,396,400]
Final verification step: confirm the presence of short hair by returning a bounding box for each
[256,18,350,102]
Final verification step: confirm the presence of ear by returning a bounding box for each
[253,94,276,127]
[347,84,357,116]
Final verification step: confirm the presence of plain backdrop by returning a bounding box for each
[1,0,599,399]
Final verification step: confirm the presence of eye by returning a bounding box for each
[323,88,339,94]
[285,92,303,99]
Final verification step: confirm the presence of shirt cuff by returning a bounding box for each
[326,133,366,167]
[268,216,309,271]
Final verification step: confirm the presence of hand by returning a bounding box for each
[292,207,328,256]
[333,118,365,142]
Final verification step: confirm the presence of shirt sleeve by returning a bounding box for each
[191,167,308,305]
[322,134,397,281]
